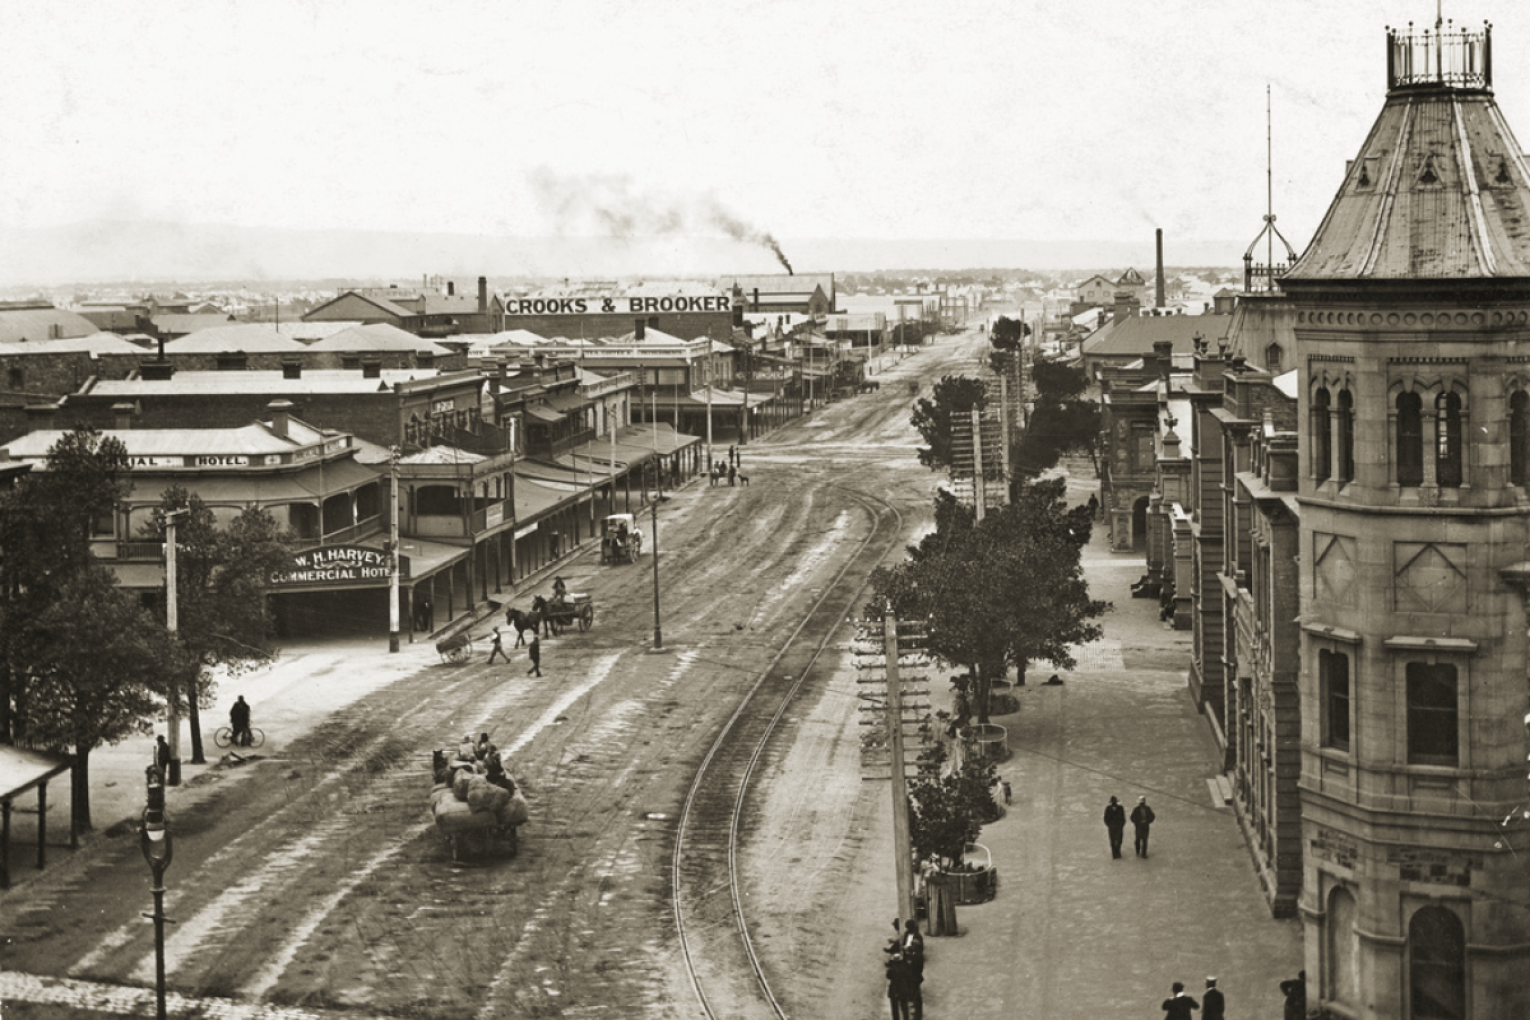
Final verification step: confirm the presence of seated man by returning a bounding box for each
[551,575,568,604]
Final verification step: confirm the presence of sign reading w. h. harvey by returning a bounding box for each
[270,545,411,589]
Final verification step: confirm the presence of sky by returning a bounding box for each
[3,0,1528,275]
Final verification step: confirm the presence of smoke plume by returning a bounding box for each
[529,168,793,274]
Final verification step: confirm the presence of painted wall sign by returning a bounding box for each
[503,294,731,316]
[269,544,410,588]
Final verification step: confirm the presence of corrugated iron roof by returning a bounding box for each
[308,323,451,354]
[1082,314,1232,357]
[163,325,308,354]
[1288,88,1530,281]
[0,306,99,344]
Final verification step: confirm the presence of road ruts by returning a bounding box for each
[672,484,904,1020]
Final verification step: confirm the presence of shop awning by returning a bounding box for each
[525,405,566,423]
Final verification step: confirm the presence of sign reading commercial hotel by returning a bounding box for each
[503,294,731,316]
[270,545,411,589]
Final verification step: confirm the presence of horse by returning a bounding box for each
[505,604,542,646]
[533,594,566,636]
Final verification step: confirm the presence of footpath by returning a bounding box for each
[896,502,1305,1019]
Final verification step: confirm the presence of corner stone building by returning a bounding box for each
[1281,24,1530,1020]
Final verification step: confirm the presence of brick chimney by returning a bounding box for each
[1155,228,1165,309]
[446,280,455,297]
[731,284,745,327]
[267,399,295,439]
[478,276,488,314]
[112,402,136,430]
[1153,339,1174,382]
[634,319,646,341]
[1113,292,1141,323]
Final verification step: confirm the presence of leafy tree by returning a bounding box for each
[19,562,179,830]
[143,489,294,764]
[870,478,1105,722]
[0,427,179,829]
[909,375,988,472]
[1012,356,1101,479]
[908,754,1000,868]
[986,315,1031,375]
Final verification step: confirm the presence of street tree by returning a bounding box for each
[870,478,1105,723]
[1012,355,1101,479]
[19,561,179,830]
[909,375,988,472]
[143,488,294,764]
[907,754,1000,868]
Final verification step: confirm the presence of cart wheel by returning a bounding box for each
[579,603,594,631]
[449,643,471,664]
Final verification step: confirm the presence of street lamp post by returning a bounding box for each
[388,445,401,653]
[647,462,663,650]
[139,764,173,1020]
[163,508,188,785]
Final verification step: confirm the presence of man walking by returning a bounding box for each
[526,634,542,677]
[900,919,924,1020]
[1161,981,1199,1020]
[1131,795,1156,857]
[1202,977,1225,1020]
[1103,795,1127,858]
[487,627,509,665]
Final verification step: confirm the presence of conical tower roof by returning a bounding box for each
[1286,22,1530,282]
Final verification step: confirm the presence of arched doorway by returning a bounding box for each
[1132,496,1150,550]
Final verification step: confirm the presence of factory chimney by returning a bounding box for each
[1155,229,1165,309]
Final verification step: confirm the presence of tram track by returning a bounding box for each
[672,482,905,1020]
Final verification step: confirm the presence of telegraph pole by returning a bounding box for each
[388,445,400,653]
[884,614,915,923]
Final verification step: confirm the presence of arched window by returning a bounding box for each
[1409,905,1465,1020]
[1511,390,1529,486]
[1436,392,1463,488]
[1337,389,1355,483]
[1398,392,1424,486]
[1312,388,1332,481]
[1328,887,1359,1010]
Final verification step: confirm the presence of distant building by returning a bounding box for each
[0,302,99,344]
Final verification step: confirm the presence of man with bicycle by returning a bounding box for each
[230,695,253,748]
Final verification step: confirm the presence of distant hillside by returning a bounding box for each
[0,220,1248,287]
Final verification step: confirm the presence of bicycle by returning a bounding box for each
[214,726,265,749]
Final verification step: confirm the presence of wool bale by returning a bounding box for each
[452,770,474,802]
[434,797,487,834]
[496,790,530,828]
[464,773,495,812]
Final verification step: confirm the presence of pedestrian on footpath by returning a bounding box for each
[884,950,914,1020]
[1279,970,1306,1020]
[526,634,542,677]
[155,735,171,775]
[1131,795,1156,857]
[1103,795,1127,858]
[727,463,737,487]
[900,920,924,1020]
[487,627,509,665]
[1202,977,1224,1020]
[1161,981,1199,1020]
[1001,778,1012,805]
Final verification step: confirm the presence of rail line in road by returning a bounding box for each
[672,483,905,1020]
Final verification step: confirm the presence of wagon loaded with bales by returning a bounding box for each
[429,744,529,861]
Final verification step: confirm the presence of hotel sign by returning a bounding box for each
[503,294,731,316]
[270,545,410,589]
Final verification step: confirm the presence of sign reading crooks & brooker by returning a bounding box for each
[270,545,411,589]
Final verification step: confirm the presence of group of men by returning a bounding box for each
[1102,794,1155,858]
[882,918,924,1020]
[487,625,541,676]
[1160,970,1303,1019]
[709,445,741,487]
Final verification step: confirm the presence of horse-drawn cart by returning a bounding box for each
[543,592,594,633]
[600,513,642,565]
[435,631,473,664]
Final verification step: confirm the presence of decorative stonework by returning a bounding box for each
[1394,542,1467,613]
[1296,309,1530,327]
[1385,845,1477,887]
[1314,533,1357,604]
[1311,825,1360,870]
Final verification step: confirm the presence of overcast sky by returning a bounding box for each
[3,0,1526,268]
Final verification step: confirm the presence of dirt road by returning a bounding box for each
[1,330,989,1019]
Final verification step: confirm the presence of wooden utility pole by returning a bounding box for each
[885,613,915,924]
[971,408,987,522]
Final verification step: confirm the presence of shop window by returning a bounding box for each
[1435,392,1463,488]
[1312,387,1332,481]
[1408,905,1465,1020]
[1512,390,1529,486]
[1397,391,1424,486]
[1406,662,1458,765]
[1320,649,1350,751]
[1337,389,1355,483]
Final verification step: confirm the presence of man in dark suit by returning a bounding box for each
[1104,795,1127,858]
[1161,980,1199,1020]
[1202,977,1225,1020]
[1131,795,1157,857]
